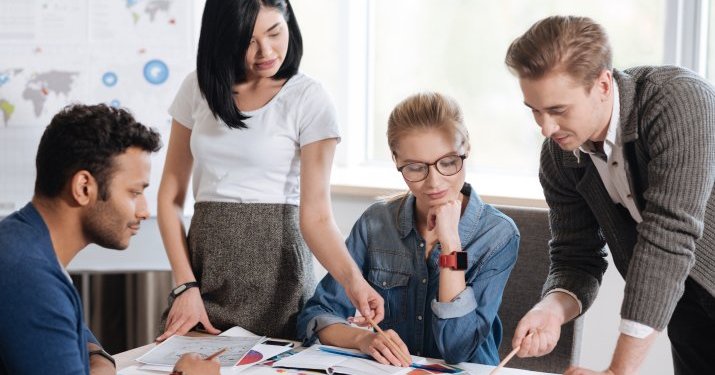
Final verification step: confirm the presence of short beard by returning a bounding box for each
[83,198,128,250]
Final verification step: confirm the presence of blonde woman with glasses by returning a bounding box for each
[297,92,520,366]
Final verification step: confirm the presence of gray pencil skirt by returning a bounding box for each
[161,202,316,339]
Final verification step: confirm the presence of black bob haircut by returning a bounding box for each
[34,103,162,200]
[197,0,303,129]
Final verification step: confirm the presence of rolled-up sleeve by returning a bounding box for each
[302,314,350,346]
[431,287,478,319]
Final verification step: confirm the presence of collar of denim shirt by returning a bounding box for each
[397,182,485,247]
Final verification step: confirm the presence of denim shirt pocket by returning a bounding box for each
[367,268,410,325]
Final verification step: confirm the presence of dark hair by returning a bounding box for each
[34,103,162,200]
[505,15,612,90]
[197,0,302,129]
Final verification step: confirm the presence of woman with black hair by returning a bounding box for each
[156,0,383,341]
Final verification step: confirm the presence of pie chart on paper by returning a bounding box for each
[237,350,263,365]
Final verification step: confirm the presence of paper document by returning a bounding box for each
[457,362,558,375]
[316,345,462,374]
[137,335,264,367]
[273,345,418,375]
[232,343,294,372]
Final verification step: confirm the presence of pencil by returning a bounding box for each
[364,315,412,365]
[206,347,227,360]
[489,332,533,375]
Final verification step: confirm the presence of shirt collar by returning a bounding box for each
[18,202,49,232]
[575,78,621,160]
[18,202,70,279]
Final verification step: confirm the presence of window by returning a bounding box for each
[370,0,665,180]
[260,1,707,203]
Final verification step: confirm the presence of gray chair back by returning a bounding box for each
[495,205,582,373]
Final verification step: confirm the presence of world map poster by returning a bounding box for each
[0,0,195,215]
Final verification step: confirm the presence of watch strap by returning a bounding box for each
[170,281,199,298]
[89,348,116,368]
[439,251,468,270]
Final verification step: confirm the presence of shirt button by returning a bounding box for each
[611,161,618,166]
[419,242,424,248]
[382,281,387,287]
[627,194,632,198]
[417,315,423,321]
[421,278,427,284]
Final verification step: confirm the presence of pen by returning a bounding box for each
[206,347,227,360]
[489,332,533,375]
[318,346,371,359]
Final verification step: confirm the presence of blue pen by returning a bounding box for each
[317,346,463,373]
[318,346,372,359]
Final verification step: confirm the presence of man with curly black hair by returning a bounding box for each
[0,104,162,374]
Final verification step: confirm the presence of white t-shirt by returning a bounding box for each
[169,71,340,205]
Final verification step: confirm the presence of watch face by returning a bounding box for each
[173,285,186,295]
[455,252,468,270]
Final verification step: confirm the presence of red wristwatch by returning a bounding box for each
[439,251,468,270]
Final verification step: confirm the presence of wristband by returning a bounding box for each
[170,281,199,299]
[89,348,116,368]
[439,251,468,270]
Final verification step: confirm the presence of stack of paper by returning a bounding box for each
[126,326,293,374]
[272,345,464,375]
[137,335,264,368]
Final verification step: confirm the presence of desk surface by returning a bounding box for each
[114,337,557,375]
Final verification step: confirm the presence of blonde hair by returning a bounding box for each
[505,15,612,89]
[387,92,470,157]
[383,92,470,216]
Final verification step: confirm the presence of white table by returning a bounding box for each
[114,335,557,375]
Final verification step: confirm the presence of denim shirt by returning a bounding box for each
[297,183,520,365]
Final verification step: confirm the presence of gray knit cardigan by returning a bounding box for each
[539,66,715,330]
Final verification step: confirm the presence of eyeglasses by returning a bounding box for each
[397,154,467,182]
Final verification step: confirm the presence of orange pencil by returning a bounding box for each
[489,332,534,374]
[206,347,227,361]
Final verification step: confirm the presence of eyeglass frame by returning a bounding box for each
[396,154,467,182]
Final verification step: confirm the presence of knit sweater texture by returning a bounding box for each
[539,66,715,330]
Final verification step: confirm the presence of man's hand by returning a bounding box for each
[344,275,385,324]
[157,287,221,342]
[563,330,659,375]
[512,292,579,358]
[513,307,563,357]
[564,367,616,375]
[575,331,658,375]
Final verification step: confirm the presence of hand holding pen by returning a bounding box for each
[171,347,225,375]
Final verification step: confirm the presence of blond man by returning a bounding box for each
[505,15,715,375]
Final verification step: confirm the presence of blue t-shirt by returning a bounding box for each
[0,203,99,375]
